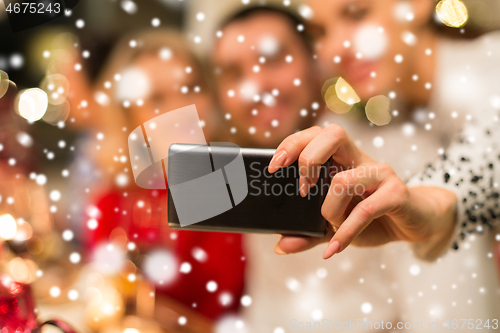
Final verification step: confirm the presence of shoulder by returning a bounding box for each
[438,31,500,68]
[434,32,500,117]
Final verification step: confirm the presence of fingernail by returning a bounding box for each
[274,243,287,255]
[269,150,287,173]
[299,176,310,197]
[323,240,340,259]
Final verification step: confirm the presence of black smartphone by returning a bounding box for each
[167,143,330,237]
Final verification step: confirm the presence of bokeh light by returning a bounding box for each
[258,36,280,57]
[8,258,32,284]
[142,249,178,285]
[13,219,34,241]
[40,74,70,105]
[365,95,392,126]
[0,70,10,99]
[85,284,125,330]
[394,1,415,22]
[215,315,249,333]
[436,0,469,28]
[353,25,388,61]
[0,214,17,240]
[321,77,360,114]
[16,88,49,121]
[335,77,360,106]
[92,243,127,275]
[116,67,152,102]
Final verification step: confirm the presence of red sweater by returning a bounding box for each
[86,187,246,320]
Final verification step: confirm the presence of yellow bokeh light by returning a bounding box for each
[436,0,468,28]
[43,100,71,125]
[40,74,70,105]
[8,257,34,284]
[325,88,354,114]
[0,214,17,240]
[365,95,392,126]
[0,70,9,99]
[321,78,338,98]
[123,329,140,333]
[85,284,125,330]
[16,88,49,121]
[14,219,33,241]
[321,77,360,114]
[335,77,361,105]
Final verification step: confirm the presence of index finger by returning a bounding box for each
[268,126,322,173]
[298,123,366,175]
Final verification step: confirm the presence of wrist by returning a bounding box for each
[408,186,458,260]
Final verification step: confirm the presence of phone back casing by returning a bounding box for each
[167,144,329,237]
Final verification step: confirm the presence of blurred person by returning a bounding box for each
[46,32,123,170]
[213,8,320,147]
[82,30,245,330]
[270,0,500,329]
[0,85,38,175]
[43,33,130,244]
[211,6,398,332]
[0,84,51,238]
[45,30,221,239]
[0,84,71,304]
[46,29,221,206]
[0,86,39,247]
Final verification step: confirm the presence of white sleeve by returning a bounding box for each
[406,108,500,261]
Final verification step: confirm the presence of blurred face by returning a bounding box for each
[307,0,433,100]
[124,53,213,135]
[213,12,319,147]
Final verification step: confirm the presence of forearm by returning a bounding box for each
[406,108,500,260]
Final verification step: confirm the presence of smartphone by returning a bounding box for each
[167,143,330,237]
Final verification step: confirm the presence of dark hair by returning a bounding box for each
[219,5,313,52]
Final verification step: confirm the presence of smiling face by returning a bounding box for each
[213,11,320,147]
[307,0,434,101]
